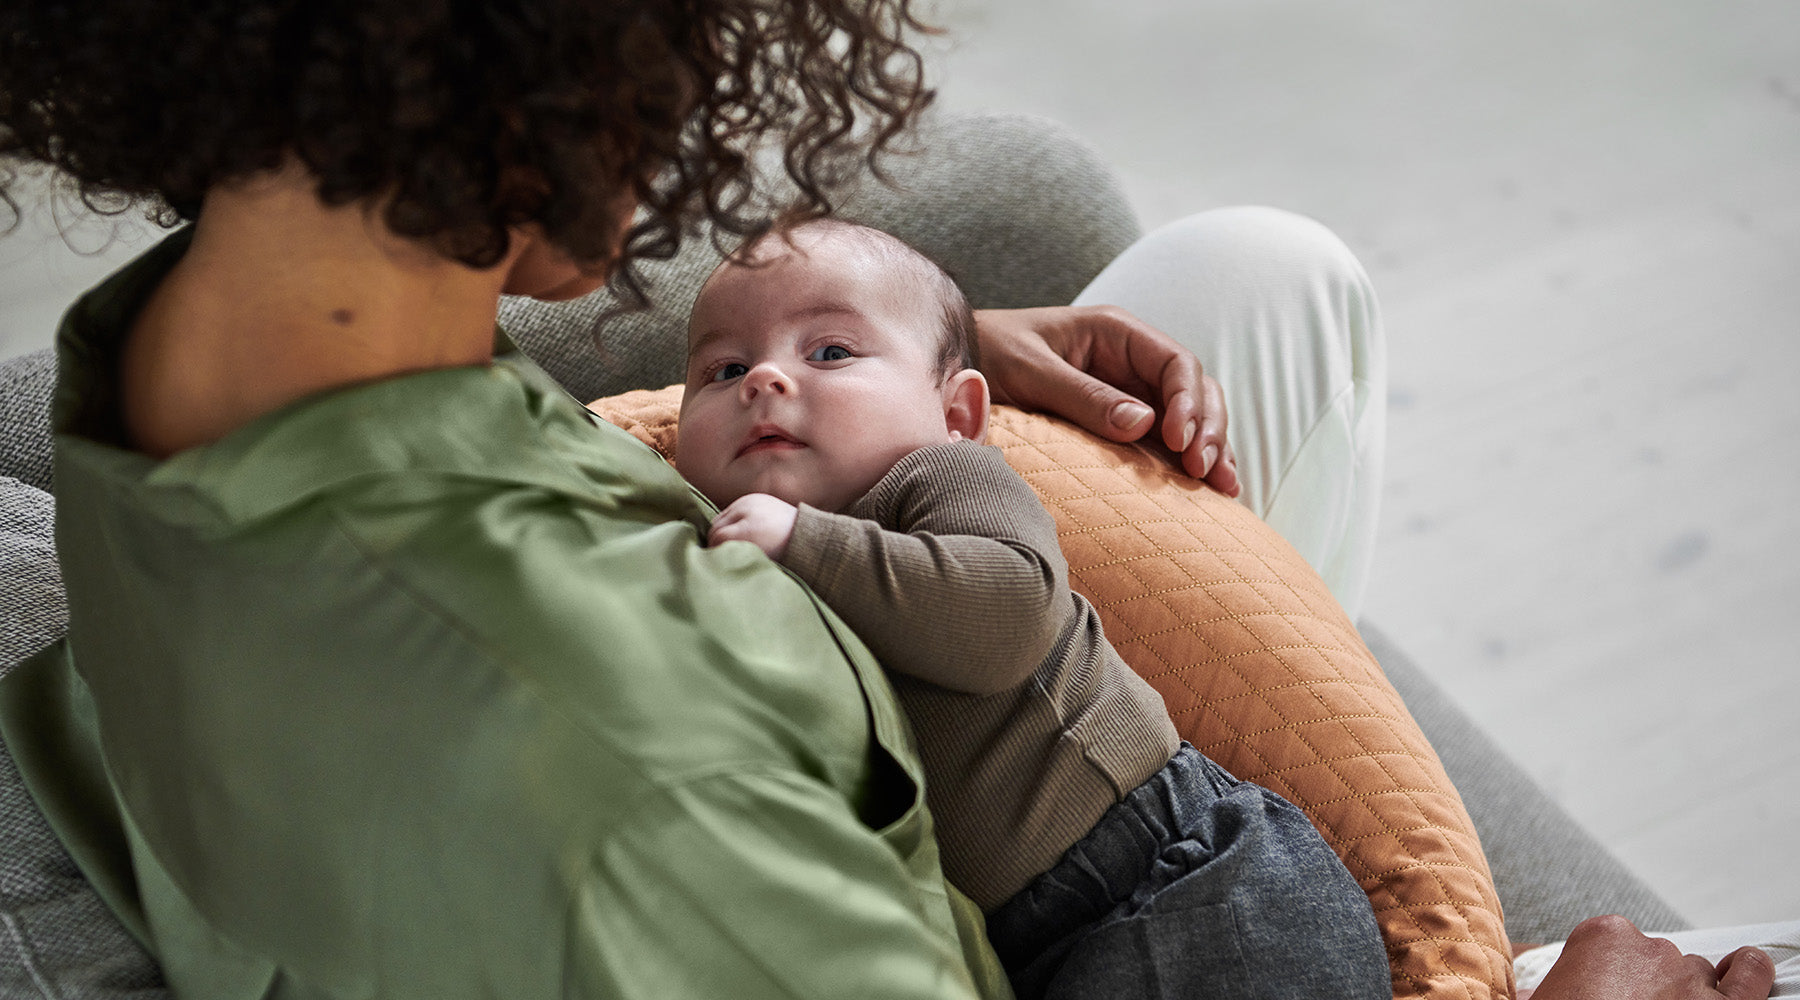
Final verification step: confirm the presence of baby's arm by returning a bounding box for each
[779,443,1069,695]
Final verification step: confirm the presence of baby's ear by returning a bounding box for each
[942,369,991,444]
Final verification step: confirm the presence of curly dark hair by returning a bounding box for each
[0,0,937,297]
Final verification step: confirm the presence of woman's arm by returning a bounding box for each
[975,305,1241,496]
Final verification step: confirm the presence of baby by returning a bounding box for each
[675,218,1387,999]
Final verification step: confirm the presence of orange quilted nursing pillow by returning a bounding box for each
[589,388,1515,1000]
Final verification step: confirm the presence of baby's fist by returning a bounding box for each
[708,493,798,560]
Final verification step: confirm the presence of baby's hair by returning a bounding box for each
[739,217,978,379]
[0,0,938,310]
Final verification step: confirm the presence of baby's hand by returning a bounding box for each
[708,493,799,561]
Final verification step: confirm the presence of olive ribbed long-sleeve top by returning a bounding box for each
[781,441,1180,912]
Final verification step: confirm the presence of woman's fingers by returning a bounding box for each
[1030,354,1158,444]
[972,304,1240,493]
[1715,947,1776,1000]
[1083,307,1242,493]
[1158,375,1238,494]
[1534,918,1777,1000]
[1195,375,1238,495]
[976,307,1162,443]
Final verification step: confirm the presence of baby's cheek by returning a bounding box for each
[672,447,718,503]
[671,425,711,478]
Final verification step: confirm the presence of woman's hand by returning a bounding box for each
[974,305,1240,496]
[1525,916,1775,1000]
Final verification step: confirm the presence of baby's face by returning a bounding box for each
[677,229,956,512]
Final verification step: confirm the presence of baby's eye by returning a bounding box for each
[808,345,853,362]
[710,362,749,383]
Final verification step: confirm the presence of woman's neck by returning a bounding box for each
[120,166,519,457]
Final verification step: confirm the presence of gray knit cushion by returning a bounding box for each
[499,110,1142,404]
[1365,623,1690,944]
[0,350,56,495]
[834,111,1142,312]
[0,477,169,998]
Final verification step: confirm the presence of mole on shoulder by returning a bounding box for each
[329,308,354,326]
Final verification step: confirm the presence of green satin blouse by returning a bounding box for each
[0,230,1009,999]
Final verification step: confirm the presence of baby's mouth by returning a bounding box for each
[737,426,804,457]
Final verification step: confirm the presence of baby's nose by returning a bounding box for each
[742,361,792,397]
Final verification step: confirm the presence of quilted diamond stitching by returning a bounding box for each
[985,408,1510,1000]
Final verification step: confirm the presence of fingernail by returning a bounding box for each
[1201,444,1218,472]
[1179,421,1196,452]
[1110,400,1153,430]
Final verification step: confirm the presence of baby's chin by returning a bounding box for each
[689,476,815,511]
[686,460,879,513]
[745,476,869,514]
[755,485,843,511]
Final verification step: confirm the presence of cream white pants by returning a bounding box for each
[1073,206,1386,620]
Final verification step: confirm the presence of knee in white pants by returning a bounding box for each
[1074,206,1386,618]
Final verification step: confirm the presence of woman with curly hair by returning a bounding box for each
[0,1,1243,997]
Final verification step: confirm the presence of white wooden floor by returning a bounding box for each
[3,0,1795,929]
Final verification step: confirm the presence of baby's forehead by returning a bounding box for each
[739,223,894,277]
[697,226,920,315]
